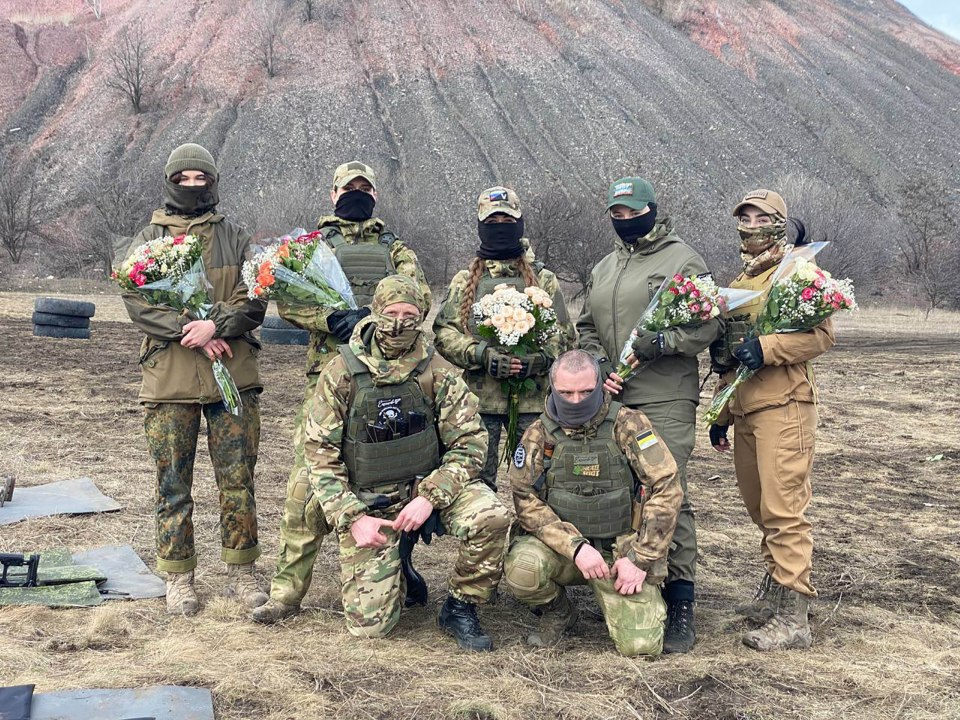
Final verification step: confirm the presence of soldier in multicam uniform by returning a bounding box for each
[253,162,432,624]
[118,143,268,616]
[278,275,510,650]
[708,190,835,651]
[504,350,683,657]
[433,186,575,490]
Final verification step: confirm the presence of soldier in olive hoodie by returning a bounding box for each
[576,176,720,653]
[118,143,268,616]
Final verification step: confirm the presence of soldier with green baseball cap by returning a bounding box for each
[253,161,432,624]
[576,175,722,653]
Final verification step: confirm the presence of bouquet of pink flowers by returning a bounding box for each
[242,229,356,309]
[703,243,857,425]
[473,283,558,458]
[616,273,759,381]
[113,233,243,415]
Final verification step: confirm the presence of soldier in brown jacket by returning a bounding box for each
[709,189,835,651]
[504,350,682,657]
[118,143,268,616]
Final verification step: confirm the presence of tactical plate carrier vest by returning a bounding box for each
[338,345,441,494]
[324,227,397,307]
[540,402,636,540]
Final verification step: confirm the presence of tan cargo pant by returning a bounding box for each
[504,535,667,657]
[733,401,818,597]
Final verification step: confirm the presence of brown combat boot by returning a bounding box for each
[166,570,199,616]
[735,572,775,624]
[223,562,269,609]
[742,583,812,651]
[527,590,579,647]
[251,598,300,624]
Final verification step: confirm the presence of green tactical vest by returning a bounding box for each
[338,345,441,493]
[325,228,397,307]
[540,402,636,540]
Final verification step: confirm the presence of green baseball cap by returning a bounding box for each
[606,176,656,211]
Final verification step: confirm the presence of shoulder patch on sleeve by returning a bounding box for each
[513,443,527,469]
[635,430,658,450]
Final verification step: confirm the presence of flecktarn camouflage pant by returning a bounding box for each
[144,390,261,573]
[338,482,511,638]
[504,535,667,657]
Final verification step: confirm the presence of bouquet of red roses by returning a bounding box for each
[703,242,856,425]
[113,233,243,415]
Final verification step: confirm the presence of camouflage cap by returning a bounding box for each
[477,186,522,221]
[606,177,656,211]
[333,161,377,190]
[732,189,787,219]
[372,274,426,314]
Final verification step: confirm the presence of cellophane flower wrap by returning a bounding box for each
[703,242,857,426]
[113,233,243,415]
[242,228,356,309]
[616,273,730,381]
[473,284,558,458]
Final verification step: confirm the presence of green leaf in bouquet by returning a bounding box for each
[661,292,675,306]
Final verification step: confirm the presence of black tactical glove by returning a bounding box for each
[517,351,551,379]
[483,347,514,380]
[328,307,371,343]
[733,337,764,370]
[631,328,665,362]
[709,423,729,449]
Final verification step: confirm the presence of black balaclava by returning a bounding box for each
[163,177,219,217]
[476,217,525,260]
[335,190,376,221]
[611,202,658,244]
[546,375,605,428]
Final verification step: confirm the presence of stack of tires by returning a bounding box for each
[33,298,96,339]
[260,315,308,345]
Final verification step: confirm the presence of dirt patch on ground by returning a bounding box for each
[1,298,958,719]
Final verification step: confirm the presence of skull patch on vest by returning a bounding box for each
[376,397,403,423]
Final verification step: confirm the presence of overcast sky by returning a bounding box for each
[899,1,960,40]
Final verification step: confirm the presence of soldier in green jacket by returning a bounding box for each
[576,176,721,653]
[433,186,575,490]
[504,350,682,656]
[253,162,432,623]
[276,275,509,649]
[118,143,268,616]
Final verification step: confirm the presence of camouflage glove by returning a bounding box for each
[733,337,764,370]
[709,336,735,374]
[328,307,371,343]
[631,328,665,362]
[517,351,551,379]
[482,347,514,380]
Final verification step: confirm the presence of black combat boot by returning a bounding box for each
[399,531,428,607]
[662,580,696,654]
[438,595,493,652]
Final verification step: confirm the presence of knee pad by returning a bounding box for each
[504,548,547,596]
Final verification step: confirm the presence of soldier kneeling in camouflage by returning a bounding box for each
[504,350,683,657]
[298,275,510,650]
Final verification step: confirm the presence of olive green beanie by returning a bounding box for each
[164,143,218,180]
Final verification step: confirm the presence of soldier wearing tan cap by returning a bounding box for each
[707,189,835,652]
[253,161,432,624]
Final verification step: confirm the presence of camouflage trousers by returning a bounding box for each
[634,400,697,588]
[479,412,538,490]
[504,535,667,657]
[268,374,331,606]
[339,482,511,638]
[143,391,261,573]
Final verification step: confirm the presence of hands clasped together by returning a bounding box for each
[350,496,434,548]
[574,543,647,596]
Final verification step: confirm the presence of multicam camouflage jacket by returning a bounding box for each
[508,396,682,578]
[302,321,487,532]
[279,215,432,375]
[432,258,575,414]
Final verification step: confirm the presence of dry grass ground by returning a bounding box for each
[1,294,958,720]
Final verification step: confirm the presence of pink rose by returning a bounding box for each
[701,301,713,313]
[683,282,695,294]
[801,287,815,301]
[173,235,185,245]
[673,274,684,283]
[690,303,701,312]
[669,287,680,295]
[134,274,146,286]
[814,277,824,289]
[691,288,701,298]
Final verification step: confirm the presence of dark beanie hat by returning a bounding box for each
[165,143,218,180]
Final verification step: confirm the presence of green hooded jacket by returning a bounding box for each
[576,217,721,407]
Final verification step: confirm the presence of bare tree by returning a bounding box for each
[0,153,44,264]
[302,0,315,22]
[83,0,103,20]
[229,181,319,243]
[249,0,290,78]
[105,21,150,113]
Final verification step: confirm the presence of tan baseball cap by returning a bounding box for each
[732,189,787,218]
[333,161,377,190]
[477,186,522,221]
